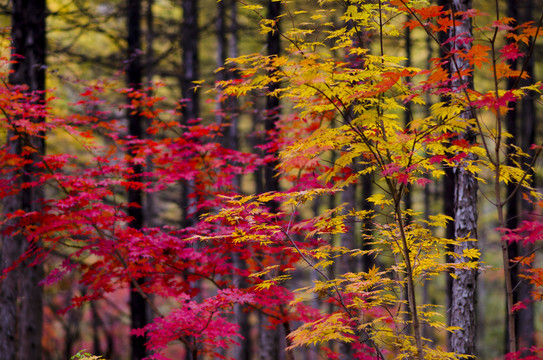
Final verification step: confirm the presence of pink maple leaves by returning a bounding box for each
[136,290,254,360]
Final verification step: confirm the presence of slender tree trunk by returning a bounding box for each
[516,70,536,354]
[448,0,478,356]
[63,293,82,360]
[0,206,20,360]
[145,0,154,88]
[216,0,227,127]
[144,0,158,229]
[216,0,239,153]
[401,16,415,339]
[403,16,412,225]
[258,311,280,360]
[181,0,199,124]
[180,0,199,228]
[215,3,250,359]
[504,0,520,351]
[421,27,436,344]
[360,174,374,273]
[259,2,283,360]
[505,1,536,353]
[127,0,149,358]
[14,3,47,353]
[263,0,281,200]
[180,2,200,358]
[339,184,355,359]
[0,1,46,359]
[91,300,102,356]
[227,5,251,358]
[437,0,456,350]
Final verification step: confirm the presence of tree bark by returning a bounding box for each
[216,0,240,154]
[517,1,536,353]
[127,0,149,358]
[339,184,355,359]
[179,3,200,359]
[180,0,200,228]
[403,16,413,225]
[259,2,283,360]
[505,1,536,353]
[448,0,478,356]
[0,1,46,359]
[437,0,457,349]
[181,0,199,124]
[264,0,281,200]
[215,2,251,359]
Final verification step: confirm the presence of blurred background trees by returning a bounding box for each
[0,0,542,359]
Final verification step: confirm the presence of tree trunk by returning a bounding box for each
[437,0,456,349]
[0,1,46,359]
[180,0,199,228]
[179,2,200,358]
[259,311,280,360]
[259,2,283,360]
[215,3,251,359]
[517,1,536,353]
[360,174,374,273]
[216,0,227,128]
[339,184,355,359]
[506,1,536,353]
[127,0,149,358]
[181,0,199,124]
[263,0,281,200]
[403,16,412,225]
[144,0,159,229]
[0,189,22,360]
[448,0,478,356]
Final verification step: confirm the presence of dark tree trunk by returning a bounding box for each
[216,2,250,359]
[127,0,149,358]
[180,0,199,228]
[216,0,239,154]
[0,1,46,359]
[448,0,478,356]
[91,300,102,356]
[181,0,199,124]
[263,0,281,200]
[179,2,200,359]
[504,0,520,317]
[360,174,374,273]
[259,2,282,360]
[506,0,536,353]
[504,2,521,354]
[144,0,158,228]
[338,184,355,359]
[145,0,154,88]
[216,0,227,123]
[516,65,536,354]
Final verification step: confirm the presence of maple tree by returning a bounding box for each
[1,0,543,359]
[210,0,543,358]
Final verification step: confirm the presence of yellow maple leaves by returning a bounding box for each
[287,312,356,348]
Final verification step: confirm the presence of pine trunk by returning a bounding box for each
[180,2,200,358]
[259,2,283,360]
[127,0,149,358]
[449,0,478,356]
[0,1,46,359]
[510,1,536,353]
[181,0,199,124]
[180,0,199,228]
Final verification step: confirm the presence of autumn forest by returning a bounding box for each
[0,0,542,359]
